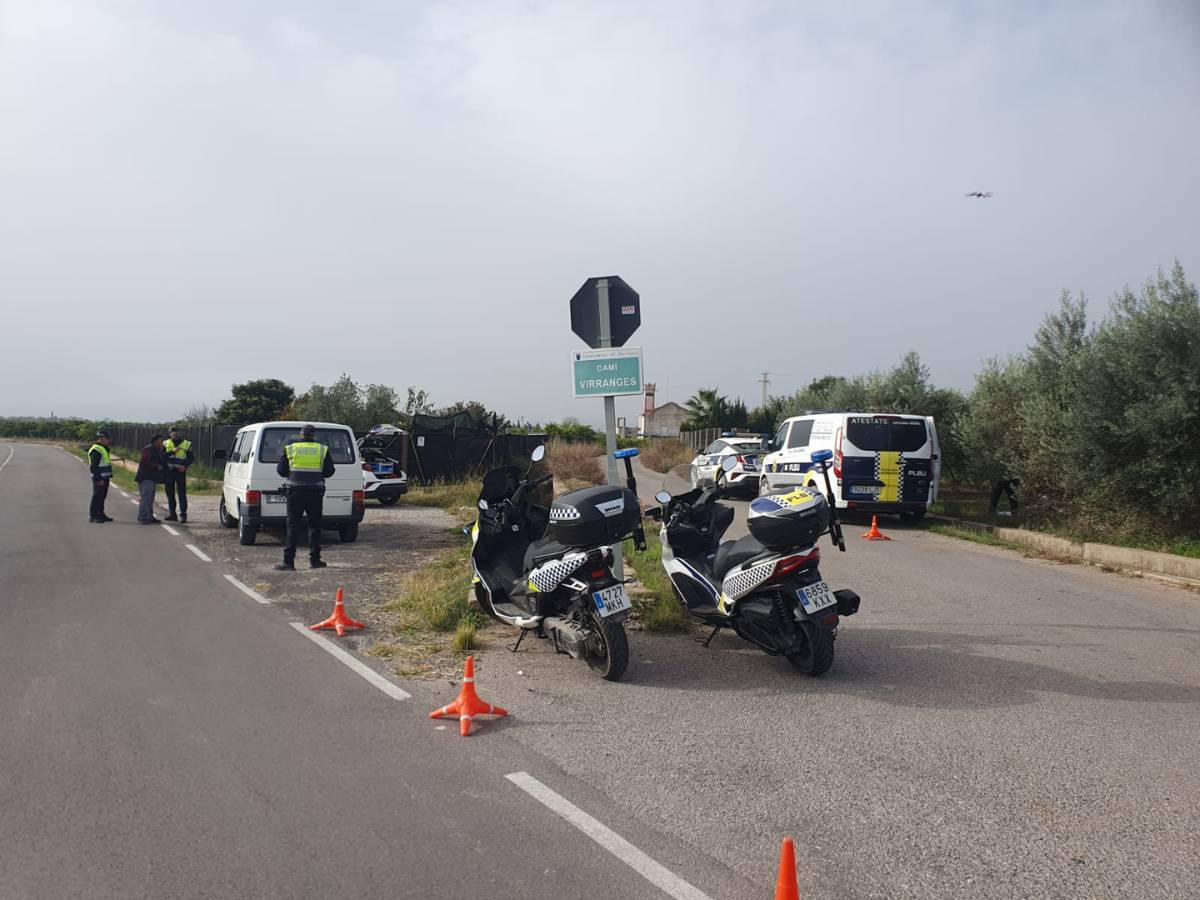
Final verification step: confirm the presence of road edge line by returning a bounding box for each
[223,573,271,605]
[185,544,212,562]
[0,445,14,474]
[287,622,410,700]
[505,771,712,900]
[162,524,180,536]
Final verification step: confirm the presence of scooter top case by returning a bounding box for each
[546,484,641,549]
[747,486,830,550]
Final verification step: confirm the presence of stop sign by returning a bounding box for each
[569,276,640,348]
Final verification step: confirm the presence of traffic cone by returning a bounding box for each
[775,836,800,900]
[861,515,891,541]
[429,655,508,736]
[309,587,365,637]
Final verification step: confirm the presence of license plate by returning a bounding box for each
[592,584,632,618]
[265,493,288,504]
[372,463,393,474]
[850,484,878,495]
[796,580,836,613]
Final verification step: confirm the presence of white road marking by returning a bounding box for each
[0,445,14,474]
[185,544,212,562]
[129,499,139,505]
[120,491,131,498]
[287,622,410,700]
[161,524,180,536]
[223,573,270,605]
[505,772,713,900]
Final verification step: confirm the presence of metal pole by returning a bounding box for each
[597,279,624,580]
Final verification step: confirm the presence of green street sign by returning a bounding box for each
[572,347,643,398]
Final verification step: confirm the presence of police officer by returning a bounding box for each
[275,423,336,570]
[88,428,115,523]
[163,426,195,523]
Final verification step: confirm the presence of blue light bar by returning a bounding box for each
[613,448,640,459]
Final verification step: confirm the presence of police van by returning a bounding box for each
[760,412,941,520]
[214,421,365,546]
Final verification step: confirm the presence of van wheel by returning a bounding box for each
[237,503,256,545]
[338,523,359,543]
[218,496,236,528]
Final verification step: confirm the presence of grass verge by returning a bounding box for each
[624,522,692,633]
[927,523,1038,555]
[366,541,488,677]
[402,479,480,522]
[640,439,694,474]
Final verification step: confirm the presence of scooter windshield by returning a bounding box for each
[480,465,522,503]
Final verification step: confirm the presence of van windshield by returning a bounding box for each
[845,417,928,452]
[258,428,357,464]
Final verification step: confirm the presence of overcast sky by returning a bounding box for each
[2,0,1198,426]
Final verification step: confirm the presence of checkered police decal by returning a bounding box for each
[721,557,777,601]
[528,551,589,592]
[549,504,582,522]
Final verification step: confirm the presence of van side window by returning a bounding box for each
[786,420,814,449]
[774,423,789,449]
[232,432,249,463]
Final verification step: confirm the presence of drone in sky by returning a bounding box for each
[965,191,994,198]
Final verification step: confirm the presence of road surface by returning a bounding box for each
[0,443,753,899]
[4,442,1200,899]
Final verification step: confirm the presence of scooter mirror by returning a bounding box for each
[655,490,671,504]
[531,445,546,463]
[478,498,489,511]
[720,455,738,473]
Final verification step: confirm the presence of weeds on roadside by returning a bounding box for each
[546,439,604,484]
[624,522,691,633]
[385,543,483,634]
[640,439,693,475]
[403,479,480,520]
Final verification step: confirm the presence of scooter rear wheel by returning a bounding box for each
[585,613,629,681]
[786,621,835,676]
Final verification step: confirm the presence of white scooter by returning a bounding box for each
[647,450,860,675]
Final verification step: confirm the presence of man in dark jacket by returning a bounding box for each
[163,426,195,523]
[136,435,168,524]
[88,429,115,523]
[989,477,1020,517]
[275,423,336,570]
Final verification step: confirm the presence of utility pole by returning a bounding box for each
[759,371,771,407]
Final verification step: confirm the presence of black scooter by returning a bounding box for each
[470,446,646,681]
[647,449,860,675]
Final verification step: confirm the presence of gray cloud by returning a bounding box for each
[2,0,1197,424]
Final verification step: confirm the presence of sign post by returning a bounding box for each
[569,276,643,581]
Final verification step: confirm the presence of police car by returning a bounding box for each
[688,435,766,494]
[358,424,409,506]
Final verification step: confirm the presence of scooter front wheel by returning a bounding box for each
[786,621,835,676]
[585,613,629,681]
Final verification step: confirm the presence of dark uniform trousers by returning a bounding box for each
[90,479,109,519]
[165,472,188,516]
[284,488,323,563]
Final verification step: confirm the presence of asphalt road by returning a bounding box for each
[6,443,1200,899]
[0,443,755,899]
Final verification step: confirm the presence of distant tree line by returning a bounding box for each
[679,262,1199,539]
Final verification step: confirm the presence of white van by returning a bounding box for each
[214,421,365,545]
[761,413,941,520]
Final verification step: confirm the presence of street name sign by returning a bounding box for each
[572,347,643,398]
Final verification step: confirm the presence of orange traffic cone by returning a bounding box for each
[861,515,891,541]
[309,587,365,636]
[775,836,800,900]
[429,655,508,736]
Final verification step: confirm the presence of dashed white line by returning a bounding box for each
[505,772,713,900]
[0,445,14,474]
[287,622,411,700]
[185,544,212,562]
[223,574,271,605]
[129,499,139,505]
[161,524,180,536]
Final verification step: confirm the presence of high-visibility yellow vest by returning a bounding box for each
[89,444,113,479]
[285,441,328,486]
[164,438,191,471]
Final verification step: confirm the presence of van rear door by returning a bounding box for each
[841,416,934,505]
[257,426,359,518]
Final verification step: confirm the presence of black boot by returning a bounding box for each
[309,558,328,569]
[179,513,188,523]
[275,560,295,571]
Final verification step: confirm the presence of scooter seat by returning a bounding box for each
[712,533,767,579]
[523,537,575,571]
